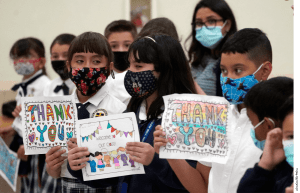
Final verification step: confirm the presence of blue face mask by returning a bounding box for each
[195,21,227,49]
[220,64,263,104]
[282,139,294,167]
[250,118,275,151]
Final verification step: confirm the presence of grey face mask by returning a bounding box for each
[14,62,35,75]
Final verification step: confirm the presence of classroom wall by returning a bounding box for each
[0,0,294,91]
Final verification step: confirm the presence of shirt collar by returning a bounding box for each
[139,100,164,121]
[22,69,43,83]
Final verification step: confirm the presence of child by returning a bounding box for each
[68,34,198,192]
[43,33,76,96]
[9,37,51,193]
[104,20,137,106]
[237,96,294,192]
[154,28,273,193]
[45,31,127,193]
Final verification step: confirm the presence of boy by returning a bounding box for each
[154,28,274,193]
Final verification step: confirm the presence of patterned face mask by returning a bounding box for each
[14,58,41,75]
[69,67,109,96]
[124,70,158,98]
[220,64,263,104]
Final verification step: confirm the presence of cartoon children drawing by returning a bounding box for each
[117,147,128,166]
[104,155,111,167]
[87,153,97,173]
[129,158,135,167]
[110,150,121,169]
[95,151,105,172]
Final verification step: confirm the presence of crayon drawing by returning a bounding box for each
[77,112,145,181]
[21,96,77,155]
[0,137,20,192]
[160,94,232,164]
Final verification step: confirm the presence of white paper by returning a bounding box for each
[159,94,232,164]
[0,137,20,192]
[77,112,145,181]
[21,96,78,155]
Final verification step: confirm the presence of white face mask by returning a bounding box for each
[14,62,35,75]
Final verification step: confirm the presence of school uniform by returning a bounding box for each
[199,105,262,193]
[237,159,293,193]
[10,69,56,193]
[61,83,127,193]
[105,71,131,106]
[43,77,75,96]
[67,100,197,192]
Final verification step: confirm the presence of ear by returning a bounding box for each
[225,19,232,33]
[260,61,272,81]
[39,57,46,69]
[264,117,275,132]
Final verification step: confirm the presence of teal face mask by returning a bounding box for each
[282,139,294,167]
[250,118,275,150]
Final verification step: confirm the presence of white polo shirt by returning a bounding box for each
[43,77,75,96]
[200,105,262,193]
[61,83,127,178]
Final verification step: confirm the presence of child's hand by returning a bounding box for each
[67,138,78,151]
[12,104,22,118]
[258,128,285,170]
[285,182,293,193]
[17,145,28,161]
[125,142,155,166]
[68,147,90,171]
[45,146,67,178]
[153,125,168,154]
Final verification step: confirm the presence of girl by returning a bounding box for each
[187,0,237,96]
[43,33,76,96]
[68,34,198,192]
[95,152,105,171]
[47,31,126,193]
[9,37,51,193]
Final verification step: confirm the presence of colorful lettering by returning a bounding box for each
[54,105,64,121]
[48,125,56,142]
[46,104,54,121]
[37,125,47,142]
[64,105,72,120]
[179,127,193,146]
[37,104,45,121]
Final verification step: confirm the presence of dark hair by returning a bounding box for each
[187,0,237,68]
[104,20,137,40]
[138,17,179,41]
[244,77,293,122]
[278,96,293,127]
[221,28,272,66]
[50,33,76,53]
[127,34,197,119]
[1,100,17,119]
[67,32,113,74]
[95,152,103,157]
[10,37,47,75]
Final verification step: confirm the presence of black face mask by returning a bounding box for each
[113,52,129,72]
[51,60,69,80]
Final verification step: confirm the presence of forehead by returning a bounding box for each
[51,44,70,53]
[196,7,222,20]
[220,52,257,69]
[108,32,134,42]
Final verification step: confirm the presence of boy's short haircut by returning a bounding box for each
[104,20,137,40]
[278,96,293,126]
[2,100,17,119]
[67,32,113,65]
[50,33,76,51]
[244,76,293,121]
[221,28,272,66]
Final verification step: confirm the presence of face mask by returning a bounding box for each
[51,60,69,80]
[282,139,293,167]
[195,21,227,49]
[14,57,41,75]
[69,67,109,96]
[221,64,264,104]
[113,52,129,72]
[124,70,158,98]
[250,118,275,150]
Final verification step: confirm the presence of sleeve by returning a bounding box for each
[237,163,275,193]
[147,152,197,190]
[66,160,119,188]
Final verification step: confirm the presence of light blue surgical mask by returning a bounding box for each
[282,139,293,167]
[195,20,227,49]
[250,118,275,150]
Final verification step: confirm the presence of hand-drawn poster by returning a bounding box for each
[77,112,145,181]
[0,136,20,192]
[159,94,232,164]
[21,96,77,155]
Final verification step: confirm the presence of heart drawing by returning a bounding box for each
[28,132,36,143]
[167,135,177,145]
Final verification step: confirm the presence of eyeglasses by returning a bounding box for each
[192,19,224,29]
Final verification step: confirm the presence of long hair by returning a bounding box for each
[186,0,237,68]
[127,34,196,119]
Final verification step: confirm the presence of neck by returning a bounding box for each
[145,91,158,114]
[237,103,245,112]
[22,70,39,81]
[76,90,95,104]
